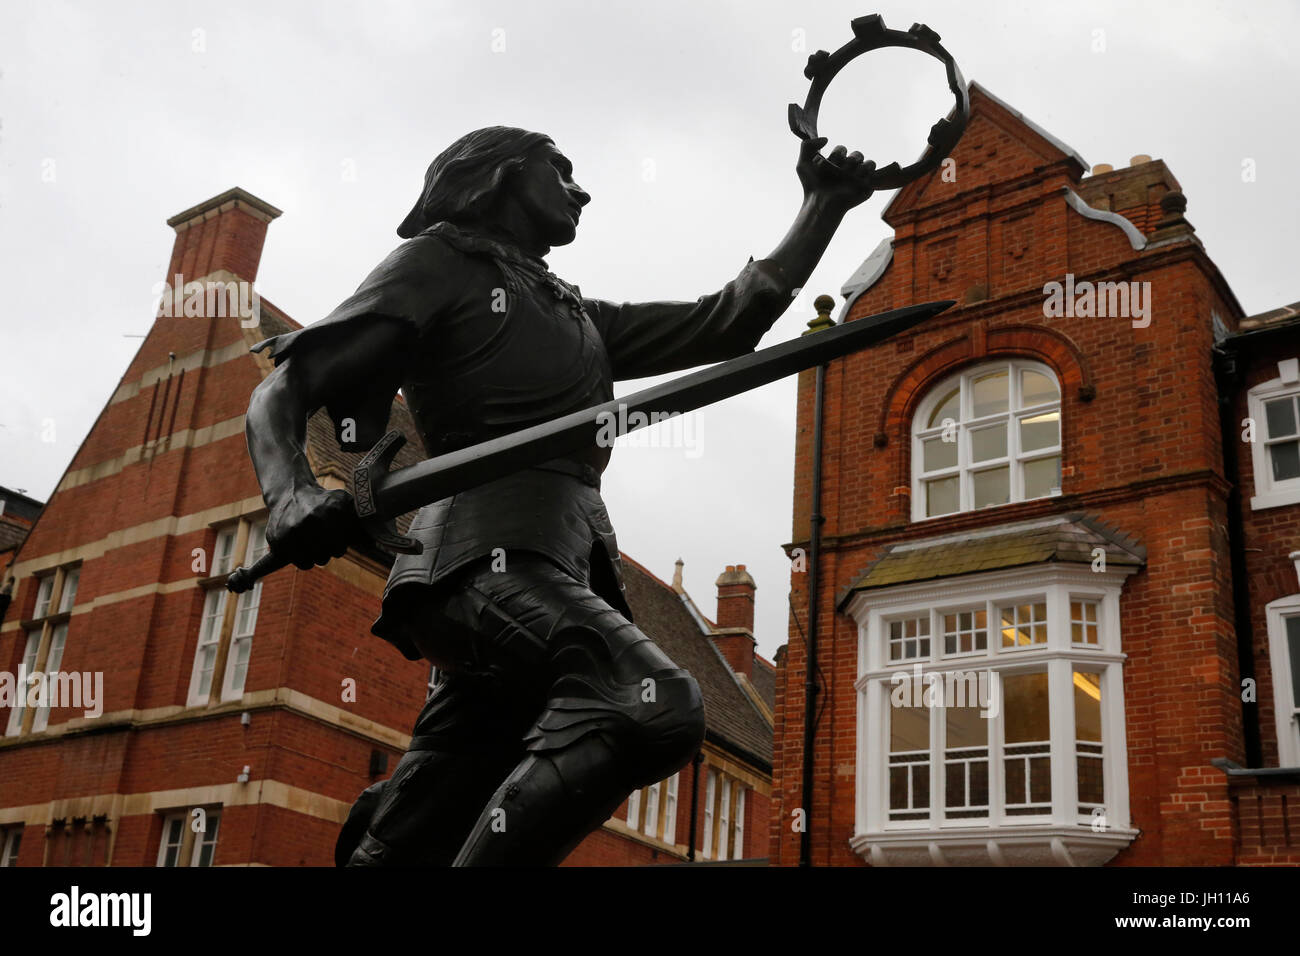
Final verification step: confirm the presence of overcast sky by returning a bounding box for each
[2,0,1297,659]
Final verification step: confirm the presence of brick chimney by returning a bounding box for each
[165,187,282,283]
[712,564,756,679]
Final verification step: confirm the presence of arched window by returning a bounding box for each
[912,360,1062,519]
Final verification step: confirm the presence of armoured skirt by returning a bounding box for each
[370,462,631,665]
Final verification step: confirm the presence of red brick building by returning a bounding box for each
[0,190,772,867]
[771,83,1300,866]
[0,488,43,626]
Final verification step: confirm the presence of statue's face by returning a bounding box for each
[508,142,591,247]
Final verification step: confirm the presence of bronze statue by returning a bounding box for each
[236,16,968,866]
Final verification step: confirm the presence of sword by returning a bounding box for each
[227,298,953,593]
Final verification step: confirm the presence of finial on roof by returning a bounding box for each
[805,294,836,334]
[672,558,684,593]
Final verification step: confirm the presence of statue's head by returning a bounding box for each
[398,126,590,251]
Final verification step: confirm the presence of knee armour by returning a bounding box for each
[523,603,706,787]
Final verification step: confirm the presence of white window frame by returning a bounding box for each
[642,780,661,838]
[188,520,267,707]
[1264,593,1300,767]
[626,787,642,830]
[220,524,267,702]
[32,575,54,620]
[31,622,68,732]
[156,812,186,867]
[731,786,745,860]
[718,778,732,860]
[187,589,228,707]
[5,630,41,737]
[846,562,1140,866]
[0,827,21,866]
[912,360,1062,521]
[622,772,680,846]
[57,568,79,613]
[702,770,716,859]
[663,773,679,846]
[1247,364,1300,510]
[156,808,222,867]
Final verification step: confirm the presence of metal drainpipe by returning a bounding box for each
[687,750,702,862]
[1214,344,1263,767]
[799,296,835,867]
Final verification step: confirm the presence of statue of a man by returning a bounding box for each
[244,126,875,865]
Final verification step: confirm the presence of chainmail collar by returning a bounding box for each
[421,220,588,319]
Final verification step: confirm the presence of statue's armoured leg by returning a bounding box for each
[446,558,706,866]
[344,665,541,866]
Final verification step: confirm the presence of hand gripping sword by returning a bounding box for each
[226,299,953,593]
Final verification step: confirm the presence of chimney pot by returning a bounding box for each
[1091,163,1114,175]
[715,563,757,632]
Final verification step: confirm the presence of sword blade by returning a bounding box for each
[368,299,953,518]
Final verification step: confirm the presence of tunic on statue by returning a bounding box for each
[250,220,792,664]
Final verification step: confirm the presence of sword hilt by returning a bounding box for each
[226,436,422,594]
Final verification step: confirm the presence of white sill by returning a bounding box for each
[913,489,1063,523]
[1250,486,1300,511]
[851,823,1138,866]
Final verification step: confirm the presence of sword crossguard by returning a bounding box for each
[226,429,422,594]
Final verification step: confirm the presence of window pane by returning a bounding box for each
[1071,599,1100,645]
[1004,672,1050,744]
[1074,671,1104,808]
[927,386,960,429]
[925,477,959,516]
[972,467,1009,508]
[1287,616,1300,708]
[246,523,269,564]
[1003,673,1051,813]
[888,616,930,661]
[45,624,67,670]
[58,569,80,612]
[34,576,54,618]
[1265,397,1298,438]
[891,698,930,752]
[213,531,236,576]
[971,371,1009,418]
[22,630,40,672]
[922,435,958,472]
[889,696,929,819]
[643,782,660,837]
[1271,441,1300,482]
[1000,602,1048,647]
[944,704,988,819]
[1074,672,1102,742]
[1023,456,1061,499]
[941,609,987,656]
[1019,412,1060,451]
[1021,369,1059,407]
[946,703,986,749]
[970,424,1007,462]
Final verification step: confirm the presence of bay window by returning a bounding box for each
[848,563,1138,866]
